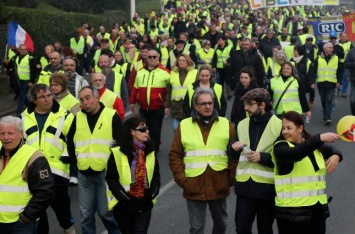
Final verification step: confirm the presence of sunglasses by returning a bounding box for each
[148,56,157,59]
[133,127,149,132]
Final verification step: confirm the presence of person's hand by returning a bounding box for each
[305,111,311,120]
[3,58,9,64]
[28,82,33,88]
[310,84,315,89]
[326,155,340,173]
[336,83,340,88]
[247,151,261,163]
[130,104,136,113]
[231,141,245,151]
[320,133,339,143]
[164,107,170,116]
[36,64,41,69]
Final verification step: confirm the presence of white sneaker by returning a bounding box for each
[64,225,76,234]
[69,177,78,185]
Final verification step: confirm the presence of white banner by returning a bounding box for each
[250,0,339,10]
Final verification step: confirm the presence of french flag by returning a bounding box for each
[7,21,34,53]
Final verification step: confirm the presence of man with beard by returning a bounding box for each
[99,54,129,110]
[230,88,282,234]
[63,57,89,99]
[229,38,265,88]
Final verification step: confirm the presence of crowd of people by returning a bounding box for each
[0,0,353,233]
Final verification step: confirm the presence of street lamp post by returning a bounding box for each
[131,0,136,18]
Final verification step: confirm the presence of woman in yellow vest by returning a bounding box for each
[272,111,342,234]
[183,65,227,117]
[106,115,160,234]
[270,62,311,119]
[166,54,198,131]
[38,45,54,70]
[196,40,215,69]
[49,73,80,115]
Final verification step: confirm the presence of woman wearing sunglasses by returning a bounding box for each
[272,111,342,234]
[106,115,160,234]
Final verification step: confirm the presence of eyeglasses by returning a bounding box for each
[36,94,53,100]
[197,101,214,107]
[133,127,149,132]
[148,56,157,59]
[244,101,258,107]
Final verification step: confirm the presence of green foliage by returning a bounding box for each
[136,0,161,16]
[0,6,122,58]
[1,0,38,8]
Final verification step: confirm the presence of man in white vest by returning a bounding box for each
[230,88,282,234]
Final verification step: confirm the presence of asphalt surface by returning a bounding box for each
[1,87,354,233]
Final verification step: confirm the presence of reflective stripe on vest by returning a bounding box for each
[107,147,156,210]
[74,108,116,171]
[23,110,70,179]
[271,76,302,114]
[0,145,35,223]
[216,46,232,68]
[236,115,282,184]
[316,55,338,83]
[273,141,328,207]
[16,54,31,80]
[180,117,229,177]
[170,69,197,100]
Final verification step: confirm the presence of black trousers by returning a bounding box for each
[235,196,274,234]
[113,207,152,234]
[139,107,165,153]
[37,184,74,233]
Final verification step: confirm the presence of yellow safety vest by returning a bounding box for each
[0,145,35,223]
[170,69,197,101]
[40,56,49,70]
[16,54,31,81]
[340,41,352,62]
[107,147,156,210]
[271,76,302,114]
[38,70,64,86]
[316,55,338,83]
[236,116,282,184]
[23,108,73,179]
[160,47,169,67]
[58,93,80,113]
[74,108,116,171]
[113,71,124,97]
[100,89,118,109]
[180,117,230,177]
[273,141,327,207]
[215,46,232,68]
[70,37,85,55]
[197,48,215,69]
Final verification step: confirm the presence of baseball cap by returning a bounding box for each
[241,88,271,102]
[329,31,337,38]
[306,34,313,40]
[297,26,303,30]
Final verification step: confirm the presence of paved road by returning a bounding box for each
[44,91,355,233]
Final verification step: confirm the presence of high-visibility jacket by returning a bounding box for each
[73,108,116,171]
[40,56,50,70]
[236,116,282,184]
[316,55,339,83]
[215,46,232,68]
[107,147,156,210]
[170,69,197,101]
[339,41,352,62]
[284,44,295,60]
[180,117,229,177]
[70,37,85,55]
[99,88,118,109]
[197,48,214,69]
[271,76,302,114]
[23,106,73,179]
[16,54,31,80]
[160,47,169,67]
[273,141,327,207]
[0,144,36,223]
[96,32,110,39]
[58,93,80,113]
[37,69,64,86]
[112,71,124,97]
[187,83,222,108]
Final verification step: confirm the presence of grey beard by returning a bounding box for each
[65,71,76,78]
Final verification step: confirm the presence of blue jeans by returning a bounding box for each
[78,171,120,234]
[341,70,348,94]
[16,80,30,115]
[318,86,335,120]
[0,220,36,234]
[350,82,355,115]
[186,198,228,234]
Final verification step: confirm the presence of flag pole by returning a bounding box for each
[4,44,8,60]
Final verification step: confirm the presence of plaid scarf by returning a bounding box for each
[129,140,147,198]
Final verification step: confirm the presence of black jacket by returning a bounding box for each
[106,142,160,212]
[259,36,281,59]
[344,47,355,81]
[0,142,55,223]
[229,48,266,88]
